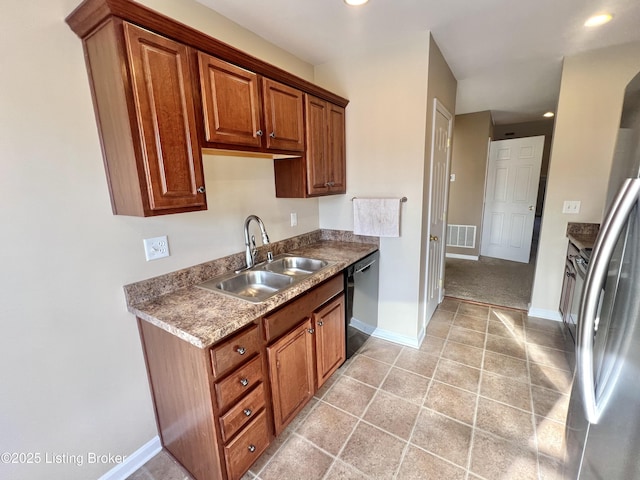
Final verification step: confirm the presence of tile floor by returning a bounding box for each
[129,298,575,480]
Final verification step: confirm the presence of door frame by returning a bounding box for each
[423,98,453,327]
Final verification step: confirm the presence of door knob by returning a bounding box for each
[529,205,534,211]
[430,235,439,242]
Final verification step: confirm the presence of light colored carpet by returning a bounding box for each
[444,255,535,310]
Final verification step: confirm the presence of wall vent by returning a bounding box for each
[447,224,476,248]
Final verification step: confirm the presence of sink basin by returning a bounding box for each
[262,256,329,276]
[198,270,294,302]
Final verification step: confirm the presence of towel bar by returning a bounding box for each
[351,196,407,202]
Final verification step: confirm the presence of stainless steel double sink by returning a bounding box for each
[197,255,330,302]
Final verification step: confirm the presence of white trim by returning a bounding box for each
[350,317,377,336]
[98,436,162,480]
[445,253,479,261]
[527,307,562,322]
[371,326,421,349]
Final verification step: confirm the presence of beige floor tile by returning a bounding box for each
[339,422,406,479]
[411,408,472,468]
[526,328,572,352]
[480,371,532,411]
[419,334,446,356]
[297,402,358,455]
[525,316,563,333]
[490,307,525,326]
[249,421,295,474]
[323,375,376,416]
[458,302,490,319]
[344,355,392,387]
[527,344,572,371]
[447,325,486,348]
[535,416,566,460]
[453,314,488,333]
[529,362,573,394]
[433,358,481,393]
[364,390,420,440]
[323,460,370,480]
[260,435,333,480]
[441,341,484,368]
[531,385,569,422]
[485,333,527,359]
[487,319,525,340]
[470,430,538,480]
[424,381,477,425]
[426,321,451,339]
[286,397,318,432]
[358,337,403,364]
[380,367,430,405]
[483,351,529,382]
[539,453,564,480]
[476,397,535,446]
[430,309,456,324]
[396,445,466,480]
[129,451,190,480]
[395,348,439,378]
[314,370,341,399]
[439,297,460,312]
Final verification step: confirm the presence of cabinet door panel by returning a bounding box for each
[314,295,345,388]
[124,23,205,212]
[268,319,315,435]
[328,103,346,194]
[262,78,304,152]
[198,53,262,147]
[305,96,330,195]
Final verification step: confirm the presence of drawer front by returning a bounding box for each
[264,274,343,343]
[215,355,264,412]
[224,410,270,480]
[211,325,261,379]
[219,383,266,443]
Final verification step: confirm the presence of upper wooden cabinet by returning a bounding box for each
[261,78,305,152]
[274,95,346,197]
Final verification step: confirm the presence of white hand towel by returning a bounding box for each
[353,198,401,237]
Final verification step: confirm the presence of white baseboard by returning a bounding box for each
[98,436,162,480]
[350,317,377,336]
[445,253,479,261]
[370,326,421,349]
[527,307,562,322]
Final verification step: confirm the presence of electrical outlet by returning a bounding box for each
[290,212,298,227]
[562,200,581,214]
[143,235,170,261]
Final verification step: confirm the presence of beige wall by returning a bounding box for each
[446,111,493,257]
[0,1,318,479]
[530,41,640,317]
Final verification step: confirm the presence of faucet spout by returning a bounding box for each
[243,215,270,268]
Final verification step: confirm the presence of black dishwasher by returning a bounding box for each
[344,250,380,358]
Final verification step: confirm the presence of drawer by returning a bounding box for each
[224,410,270,480]
[215,355,264,412]
[219,383,266,443]
[264,274,343,343]
[211,325,261,379]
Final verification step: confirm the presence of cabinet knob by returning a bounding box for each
[317,321,324,327]
[256,129,263,137]
[197,186,206,194]
[244,408,252,417]
[248,444,256,453]
[307,328,315,334]
[236,346,246,355]
[270,132,276,138]
[240,378,249,387]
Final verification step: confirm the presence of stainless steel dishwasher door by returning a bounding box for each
[345,250,380,358]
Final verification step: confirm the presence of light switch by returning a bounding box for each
[562,201,581,214]
[450,173,456,182]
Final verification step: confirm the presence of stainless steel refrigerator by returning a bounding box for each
[563,71,640,478]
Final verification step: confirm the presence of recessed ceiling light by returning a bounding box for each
[344,0,369,6]
[543,112,555,118]
[584,13,613,27]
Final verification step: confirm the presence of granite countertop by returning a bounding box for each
[566,222,600,251]
[126,239,378,349]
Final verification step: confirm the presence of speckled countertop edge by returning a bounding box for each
[125,230,378,349]
[566,222,600,250]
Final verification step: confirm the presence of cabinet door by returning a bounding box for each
[267,319,315,435]
[262,78,304,152]
[305,95,330,195]
[124,23,205,212]
[327,103,346,194]
[198,53,263,148]
[313,295,346,389]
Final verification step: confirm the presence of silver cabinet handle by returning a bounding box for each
[317,321,324,327]
[243,408,252,417]
[240,378,249,387]
[307,328,315,334]
[197,186,206,194]
[256,130,263,137]
[248,444,256,453]
[578,178,640,424]
[270,132,276,138]
[236,347,246,355]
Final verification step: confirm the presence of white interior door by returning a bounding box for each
[480,136,544,263]
[425,100,452,321]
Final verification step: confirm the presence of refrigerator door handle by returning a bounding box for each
[578,178,640,424]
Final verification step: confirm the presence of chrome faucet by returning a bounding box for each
[243,215,271,268]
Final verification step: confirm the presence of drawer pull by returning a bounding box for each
[240,378,249,387]
[307,328,315,334]
[248,444,256,453]
[244,408,252,417]
[317,320,324,327]
[236,347,246,355]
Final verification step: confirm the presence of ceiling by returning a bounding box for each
[195,0,640,125]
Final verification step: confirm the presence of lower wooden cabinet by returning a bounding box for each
[314,295,346,389]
